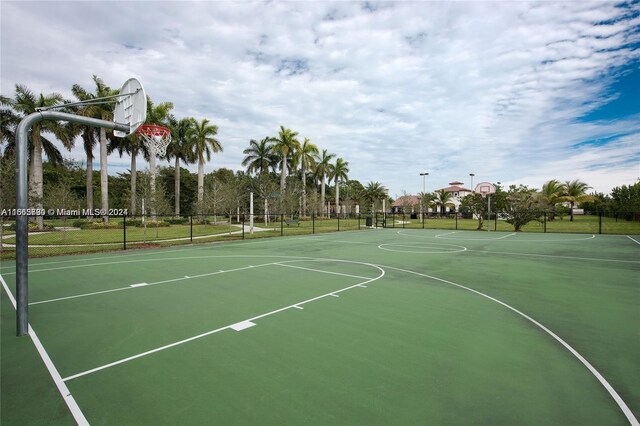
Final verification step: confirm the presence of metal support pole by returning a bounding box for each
[313,212,315,234]
[15,110,129,336]
[242,215,245,240]
[280,213,283,236]
[190,215,193,242]
[487,195,491,232]
[599,211,602,234]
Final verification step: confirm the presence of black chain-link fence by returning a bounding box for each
[1,210,638,259]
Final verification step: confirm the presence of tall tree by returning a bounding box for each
[540,179,566,220]
[11,85,70,229]
[295,137,318,216]
[433,189,455,215]
[315,149,336,216]
[271,126,299,209]
[563,180,593,221]
[108,134,147,215]
[143,98,174,219]
[329,157,349,215]
[242,137,277,175]
[189,118,222,214]
[166,116,195,216]
[90,76,119,222]
[362,181,387,214]
[0,95,18,148]
[70,83,100,218]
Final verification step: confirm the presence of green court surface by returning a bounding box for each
[1,229,639,425]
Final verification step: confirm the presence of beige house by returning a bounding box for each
[391,180,474,214]
[436,181,474,212]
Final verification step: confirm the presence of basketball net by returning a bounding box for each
[137,124,171,157]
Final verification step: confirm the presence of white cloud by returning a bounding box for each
[1,0,639,198]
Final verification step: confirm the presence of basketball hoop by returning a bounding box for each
[475,182,496,198]
[136,124,171,157]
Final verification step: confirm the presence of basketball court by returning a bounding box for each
[2,229,639,424]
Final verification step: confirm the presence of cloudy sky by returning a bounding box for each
[2,1,639,197]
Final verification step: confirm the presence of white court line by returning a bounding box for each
[626,235,640,246]
[435,231,458,237]
[30,262,278,305]
[62,262,385,382]
[3,253,314,276]
[275,262,374,280]
[497,233,517,240]
[378,264,639,426]
[0,275,89,425]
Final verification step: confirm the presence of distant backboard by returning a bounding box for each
[475,182,496,197]
[113,78,146,137]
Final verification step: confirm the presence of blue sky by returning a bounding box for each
[1,1,639,197]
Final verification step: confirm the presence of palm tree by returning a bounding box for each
[271,126,299,208]
[295,138,318,216]
[11,85,70,229]
[362,181,387,213]
[189,118,222,215]
[329,157,349,216]
[418,191,436,217]
[166,116,196,216]
[144,98,174,219]
[0,95,18,149]
[242,137,277,175]
[70,83,101,218]
[89,76,119,222]
[108,134,147,216]
[563,180,593,221]
[540,179,566,220]
[433,189,455,215]
[314,149,336,216]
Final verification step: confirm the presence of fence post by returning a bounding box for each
[403,212,405,228]
[455,212,458,230]
[190,215,193,242]
[242,215,245,240]
[313,212,315,234]
[494,213,497,231]
[280,213,284,236]
[337,213,340,232]
[358,212,360,230]
[423,212,425,229]
[543,212,547,233]
[599,211,602,234]
[123,214,127,250]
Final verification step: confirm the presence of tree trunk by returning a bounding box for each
[198,160,204,216]
[321,174,326,217]
[130,149,137,216]
[150,154,157,221]
[570,202,574,221]
[302,164,307,216]
[280,164,286,211]
[86,151,93,221]
[100,127,108,223]
[30,127,44,230]
[174,156,180,217]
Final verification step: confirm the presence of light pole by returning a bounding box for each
[420,172,429,193]
[470,173,475,192]
[420,172,429,220]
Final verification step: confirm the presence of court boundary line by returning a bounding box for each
[61,259,384,382]
[626,235,640,245]
[377,264,639,426]
[0,274,89,425]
